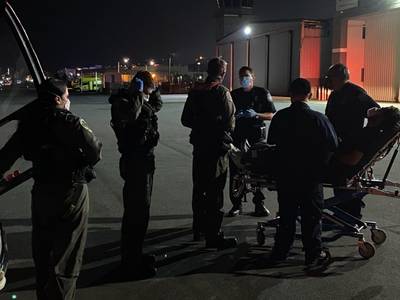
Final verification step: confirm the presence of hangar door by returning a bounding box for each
[363,10,400,101]
[249,35,268,89]
[268,31,292,96]
[233,40,249,89]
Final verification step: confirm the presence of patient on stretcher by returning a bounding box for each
[230,106,400,186]
[328,106,400,184]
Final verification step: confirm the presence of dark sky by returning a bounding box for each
[1,0,335,72]
[6,0,218,70]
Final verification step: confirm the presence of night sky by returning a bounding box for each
[1,0,335,72]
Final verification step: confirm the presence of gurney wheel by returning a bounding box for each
[0,271,6,291]
[358,241,376,259]
[371,229,387,245]
[257,229,266,246]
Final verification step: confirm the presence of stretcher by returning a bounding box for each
[229,128,400,259]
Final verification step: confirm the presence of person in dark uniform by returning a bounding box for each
[267,78,338,268]
[228,66,276,217]
[181,57,238,249]
[0,79,102,300]
[325,63,380,218]
[109,71,162,280]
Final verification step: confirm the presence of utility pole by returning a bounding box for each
[168,56,172,83]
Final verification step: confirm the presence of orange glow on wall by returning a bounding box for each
[121,74,133,83]
[300,26,322,87]
[346,20,365,87]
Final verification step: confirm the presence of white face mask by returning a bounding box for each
[240,75,253,89]
[64,98,71,111]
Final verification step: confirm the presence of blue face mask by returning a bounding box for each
[240,76,252,89]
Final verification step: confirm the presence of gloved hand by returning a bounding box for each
[237,109,257,119]
[133,78,144,92]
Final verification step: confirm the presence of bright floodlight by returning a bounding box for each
[149,60,155,66]
[123,57,130,64]
[244,26,252,35]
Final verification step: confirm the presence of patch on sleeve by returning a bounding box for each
[80,119,93,133]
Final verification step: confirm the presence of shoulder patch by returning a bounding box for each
[80,119,93,133]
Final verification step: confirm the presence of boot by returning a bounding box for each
[305,249,331,272]
[252,191,270,217]
[205,232,238,250]
[253,203,270,217]
[227,205,242,217]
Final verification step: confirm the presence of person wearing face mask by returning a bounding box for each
[228,66,276,217]
[109,71,162,280]
[0,78,102,300]
[324,64,380,219]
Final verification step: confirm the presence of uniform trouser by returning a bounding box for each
[31,182,89,300]
[274,182,324,258]
[192,150,228,240]
[230,131,265,208]
[120,153,154,267]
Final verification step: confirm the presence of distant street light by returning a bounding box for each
[244,26,252,36]
[146,59,156,71]
[118,57,130,73]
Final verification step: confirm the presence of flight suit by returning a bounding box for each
[181,78,235,243]
[109,88,162,270]
[0,103,102,300]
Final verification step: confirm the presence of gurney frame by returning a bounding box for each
[231,132,400,259]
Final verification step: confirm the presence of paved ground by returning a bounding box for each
[0,92,399,300]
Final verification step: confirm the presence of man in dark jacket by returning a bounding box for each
[228,66,276,217]
[181,57,237,249]
[109,71,162,280]
[0,79,102,300]
[325,63,380,218]
[268,78,338,269]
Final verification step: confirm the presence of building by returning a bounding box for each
[332,0,400,101]
[217,19,331,97]
[216,0,400,101]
